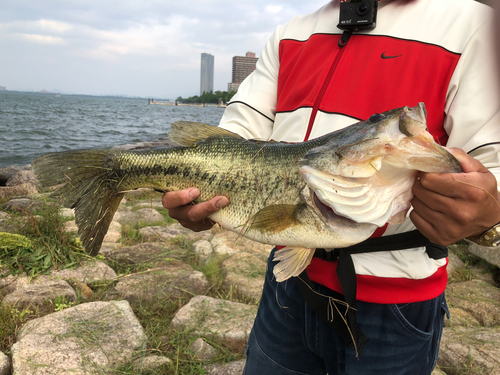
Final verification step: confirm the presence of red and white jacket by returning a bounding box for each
[219,0,500,304]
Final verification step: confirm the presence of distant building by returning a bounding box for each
[200,53,214,95]
[228,52,258,92]
[0,86,5,91]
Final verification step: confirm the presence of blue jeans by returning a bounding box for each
[243,248,449,375]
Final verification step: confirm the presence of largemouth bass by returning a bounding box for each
[32,103,461,282]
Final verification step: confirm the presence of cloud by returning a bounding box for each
[14,33,66,45]
[0,0,329,97]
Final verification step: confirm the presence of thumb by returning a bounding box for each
[447,147,488,174]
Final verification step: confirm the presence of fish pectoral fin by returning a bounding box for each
[169,121,244,146]
[273,247,315,282]
[249,204,301,233]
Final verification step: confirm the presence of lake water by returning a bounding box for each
[0,91,226,169]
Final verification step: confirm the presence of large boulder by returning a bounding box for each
[6,170,36,187]
[468,242,500,269]
[0,185,38,201]
[100,242,181,265]
[11,300,146,374]
[3,278,77,314]
[170,295,257,353]
[139,223,212,243]
[204,360,246,375]
[0,352,10,375]
[445,279,500,327]
[114,208,164,227]
[105,263,209,303]
[222,252,266,302]
[438,327,500,375]
[0,166,23,186]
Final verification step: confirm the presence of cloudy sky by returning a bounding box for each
[0,0,328,99]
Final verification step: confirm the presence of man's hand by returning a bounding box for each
[410,148,500,246]
[162,188,229,232]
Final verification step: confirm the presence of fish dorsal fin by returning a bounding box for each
[249,204,301,233]
[169,121,244,147]
[273,247,315,282]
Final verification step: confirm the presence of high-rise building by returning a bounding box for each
[200,53,214,95]
[228,52,258,92]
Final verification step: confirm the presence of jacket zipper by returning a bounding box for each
[303,30,353,142]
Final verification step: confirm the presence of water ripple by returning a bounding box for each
[0,92,225,168]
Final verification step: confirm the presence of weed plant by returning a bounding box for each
[0,202,91,277]
[0,301,39,353]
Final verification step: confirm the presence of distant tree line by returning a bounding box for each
[176,90,236,104]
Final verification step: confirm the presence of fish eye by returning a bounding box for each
[369,113,385,123]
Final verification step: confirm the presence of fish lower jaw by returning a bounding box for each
[312,191,357,225]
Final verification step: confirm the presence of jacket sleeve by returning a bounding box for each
[444,16,500,190]
[218,26,282,140]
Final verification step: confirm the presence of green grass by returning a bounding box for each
[0,302,39,354]
[114,296,244,374]
[1,202,93,277]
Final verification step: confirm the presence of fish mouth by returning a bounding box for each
[386,132,462,173]
[312,190,357,225]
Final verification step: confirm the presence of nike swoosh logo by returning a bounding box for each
[381,52,402,59]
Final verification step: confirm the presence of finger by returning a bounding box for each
[168,196,229,223]
[410,193,445,223]
[412,178,452,214]
[162,188,200,209]
[410,209,453,246]
[177,218,216,232]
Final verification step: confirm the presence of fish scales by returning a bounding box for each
[32,103,462,282]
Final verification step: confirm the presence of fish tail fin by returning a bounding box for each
[32,149,124,256]
[273,247,315,282]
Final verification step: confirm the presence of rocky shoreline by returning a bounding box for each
[1,164,499,375]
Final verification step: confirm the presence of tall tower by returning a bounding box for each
[228,52,258,92]
[200,53,214,95]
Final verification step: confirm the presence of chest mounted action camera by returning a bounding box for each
[338,0,378,32]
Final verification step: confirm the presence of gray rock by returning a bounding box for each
[3,278,77,313]
[204,360,246,375]
[0,166,22,185]
[445,279,500,327]
[49,261,117,285]
[438,327,500,375]
[132,355,171,373]
[11,300,146,375]
[222,252,266,302]
[106,264,208,303]
[431,368,447,375]
[64,220,79,233]
[59,207,74,219]
[447,251,466,280]
[0,193,38,211]
[191,338,218,361]
[6,170,36,187]
[0,352,11,375]
[210,237,240,256]
[100,242,180,265]
[114,208,164,227]
[170,295,257,353]
[0,274,18,296]
[139,223,212,243]
[211,231,273,261]
[102,220,122,243]
[468,242,500,269]
[194,240,213,262]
